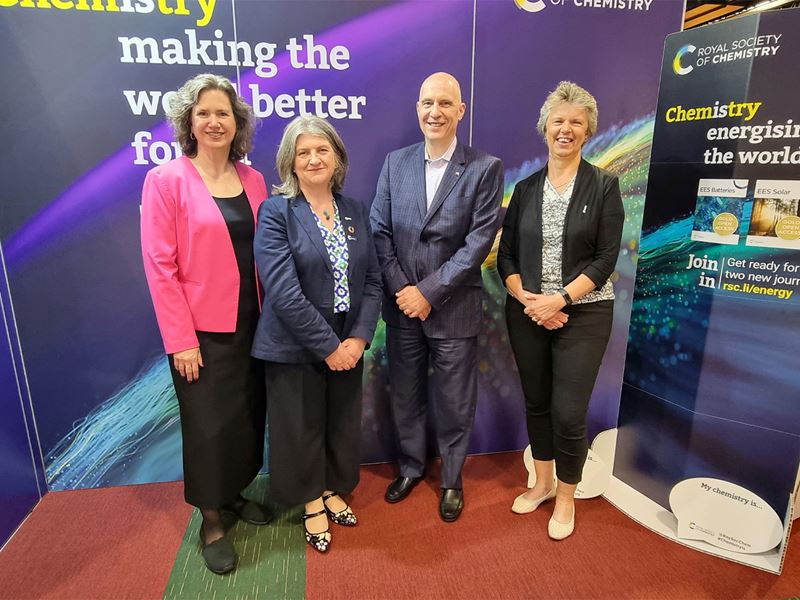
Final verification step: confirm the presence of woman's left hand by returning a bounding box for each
[522,292,566,324]
[342,337,367,363]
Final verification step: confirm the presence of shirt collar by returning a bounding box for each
[425,136,457,163]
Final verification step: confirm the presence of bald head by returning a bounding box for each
[419,72,463,103]
[416,72,466,155]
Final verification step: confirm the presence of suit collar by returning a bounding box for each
[415,144,428,219]
[180,156,229,226]
[422,141,467,227]
[234,161,264,218]
[451,140,466,166]
[181,156,262,218]
[290,193,333,274]
[533,157,592,191]
[568,158,593,205]
[424,136,458,163]
[291,193,358,277]
[528,158,594,216]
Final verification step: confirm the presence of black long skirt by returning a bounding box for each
[170,308,265,508]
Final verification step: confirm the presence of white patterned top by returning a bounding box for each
[310,201,351,313]
[541,177,614,304]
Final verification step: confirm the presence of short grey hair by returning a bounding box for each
[273,115,349,198]
[536,81,598,140]
[166,73,256,161]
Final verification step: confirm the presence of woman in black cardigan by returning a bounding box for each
[497,81,624,540]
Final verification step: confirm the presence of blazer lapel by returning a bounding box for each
[569,158,593,211]
[182,156,225,225]
[415,143,428,220]
[422,142,466,229]
[337,196,359,279]
[291,196,333,274]
[235,161,263,221]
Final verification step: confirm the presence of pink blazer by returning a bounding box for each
[141,156,267,354]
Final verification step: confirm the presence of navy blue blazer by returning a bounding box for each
[370,141,504,338]
[251,193,382,363]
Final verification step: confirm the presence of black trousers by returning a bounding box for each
[386,326,477,489]
[505,297,613,484]
[264,337,363,506]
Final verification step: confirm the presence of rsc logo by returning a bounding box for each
[515,0,547,12]
[673,44,696,75]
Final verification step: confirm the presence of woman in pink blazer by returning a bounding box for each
[141,74,269,574]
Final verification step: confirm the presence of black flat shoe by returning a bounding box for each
[199,525,238,574]
[385,476,422,503]
[439,488,464,523]
[322,492,357,526]
[302,508,331,553]
[221,497,273,526]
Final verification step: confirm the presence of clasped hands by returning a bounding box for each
[396,285,431,320]
[325,337,367,371]
[521,291,569,330]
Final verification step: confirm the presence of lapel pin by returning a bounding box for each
[348,225,356,234]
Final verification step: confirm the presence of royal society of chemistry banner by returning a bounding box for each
[614,8,800,573]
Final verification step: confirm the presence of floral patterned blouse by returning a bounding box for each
[310,200,351,313]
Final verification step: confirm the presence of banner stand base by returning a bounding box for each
[589,428,793,574]
[602,475,790,575]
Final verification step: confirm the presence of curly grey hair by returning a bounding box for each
[166,73,256,161]
[274,115,349,198]
[536,81,598,140]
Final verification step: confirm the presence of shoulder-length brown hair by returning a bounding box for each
[166,73,256,161]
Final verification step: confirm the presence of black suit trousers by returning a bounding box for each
[386,325,478,489]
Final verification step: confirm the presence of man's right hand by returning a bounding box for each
[396,285,432,320]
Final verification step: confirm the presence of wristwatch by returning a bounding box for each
[557,287,573,306]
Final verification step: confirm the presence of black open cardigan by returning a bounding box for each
[497,158,624,294]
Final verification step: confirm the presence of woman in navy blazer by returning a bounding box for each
[252,115,381,553]
[497,82,624,540]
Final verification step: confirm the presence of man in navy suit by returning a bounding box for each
[370,72,504,522]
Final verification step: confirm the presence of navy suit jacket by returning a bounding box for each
[251,193,382,363]
[370,141,504,338]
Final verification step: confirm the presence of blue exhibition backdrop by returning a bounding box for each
[0,0,684,492]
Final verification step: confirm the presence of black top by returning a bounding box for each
[497,158,624,293]
[212,191,258,317]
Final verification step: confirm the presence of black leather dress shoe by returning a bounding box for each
[439,488,464,522]
[221,497,273,526]
[385,476,422,503]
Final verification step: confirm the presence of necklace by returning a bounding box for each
[306,197,335,221]
[548,171,577,192]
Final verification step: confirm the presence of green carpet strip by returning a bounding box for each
[163,475,306,600]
